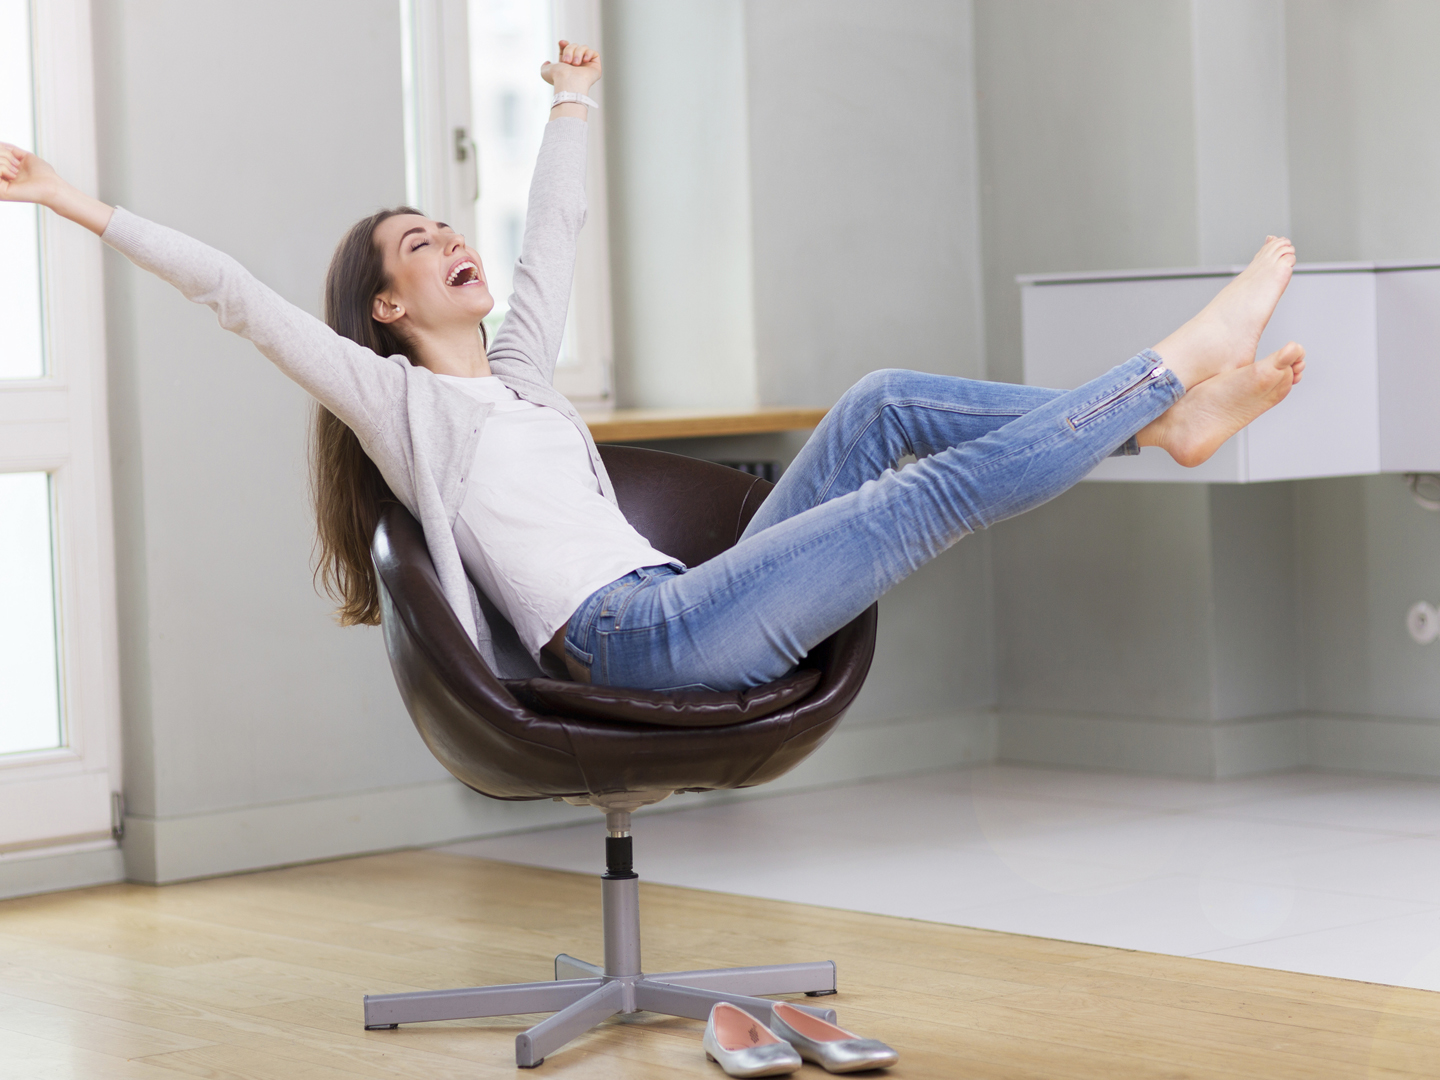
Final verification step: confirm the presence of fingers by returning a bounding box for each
[0,144,24,190]
[555,39,599,66]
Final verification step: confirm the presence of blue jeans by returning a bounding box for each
[564,351,1182,691]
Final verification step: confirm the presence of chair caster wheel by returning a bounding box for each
[805,989,838,997]
[364,1023,399,1030]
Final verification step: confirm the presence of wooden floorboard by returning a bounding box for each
[0,851,1435,1078]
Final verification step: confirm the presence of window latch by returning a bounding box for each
[454,126,476,164]
[454,127,479,202]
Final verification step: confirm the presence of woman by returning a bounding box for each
[0,42,1305,693]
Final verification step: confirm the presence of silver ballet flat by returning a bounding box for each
[769,1001,900,1073]
[702,1002,802,1077]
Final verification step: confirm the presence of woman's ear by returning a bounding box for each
[372,293,404,325]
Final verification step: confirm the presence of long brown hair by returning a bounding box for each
[311,206,485,625]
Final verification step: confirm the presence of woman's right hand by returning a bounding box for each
[541,40,601,95]
[0,142,61,206]
[1,141,113,235]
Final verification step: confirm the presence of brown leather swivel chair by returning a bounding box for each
[363,444,879,1068]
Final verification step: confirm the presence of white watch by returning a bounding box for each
[551,91,599,110]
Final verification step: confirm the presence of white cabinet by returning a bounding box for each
[1020,264,1440,482]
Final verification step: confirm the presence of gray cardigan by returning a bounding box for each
[102,118,607,678]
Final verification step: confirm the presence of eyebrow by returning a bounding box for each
[397,223,453,252]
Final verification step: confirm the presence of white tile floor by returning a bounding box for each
[439,764,1440,992]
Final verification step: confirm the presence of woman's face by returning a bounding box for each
[372,213,494,333]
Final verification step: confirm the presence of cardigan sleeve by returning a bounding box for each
[484,117,589,387]
[101,208,405,441]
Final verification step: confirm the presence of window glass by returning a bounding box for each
[0,472,62,755]
[469,0,577,366]
[0,0,44,380]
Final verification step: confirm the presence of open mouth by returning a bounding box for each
[445,260,483,287]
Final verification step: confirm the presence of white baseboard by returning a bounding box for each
[995,708,1440,781]
[762,709,997,793]
[997,709,1305,779]
[647,709,999,817]
[0,840,127,901]
[1306,713,1440,777]
[120,710,996,885]
[121,779,585,885]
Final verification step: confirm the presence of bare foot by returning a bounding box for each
[1151,236,1296,390]
[1138,342,1306,467]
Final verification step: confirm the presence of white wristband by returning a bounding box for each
[551,91,599,110]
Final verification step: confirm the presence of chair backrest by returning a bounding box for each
[371,445,878,801]
[597,445,774,567]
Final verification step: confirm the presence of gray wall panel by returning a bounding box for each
[992,483,1216,720]
[744,0,986,405]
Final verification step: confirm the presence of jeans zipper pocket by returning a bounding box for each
[1068,364,1167,428]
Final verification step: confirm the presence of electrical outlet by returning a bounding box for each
[1406,601,1440,644]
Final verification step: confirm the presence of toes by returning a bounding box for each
[1260,235,1294,258]
[1258,342,1304,371]
[1253,235,1295,266]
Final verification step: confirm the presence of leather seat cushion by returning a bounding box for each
[507,667,822,728]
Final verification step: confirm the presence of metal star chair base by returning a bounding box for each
[361,809,839,1068]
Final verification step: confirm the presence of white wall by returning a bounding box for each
[601,0,757,410]
[1190,0,1291,263]
[974,0,1200,386]
[1287,1,1440,264]
[745,0,988,403]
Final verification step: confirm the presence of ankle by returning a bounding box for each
[1155,353,1205,391]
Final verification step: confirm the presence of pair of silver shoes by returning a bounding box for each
[702,1001,899,1076]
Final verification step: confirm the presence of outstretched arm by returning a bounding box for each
[1,141,402,445]
[485,42,601,387]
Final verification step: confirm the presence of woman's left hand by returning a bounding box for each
[0,142,62,206]
[1,141,113,235]
[541,40,601,94]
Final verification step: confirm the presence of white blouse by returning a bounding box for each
[438,374,678,662]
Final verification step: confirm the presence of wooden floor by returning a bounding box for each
[1,852,1437,1078]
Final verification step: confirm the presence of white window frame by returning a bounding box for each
[0,0,123,857]
[401,0,614,403]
